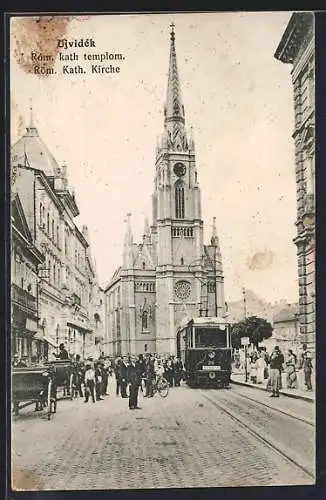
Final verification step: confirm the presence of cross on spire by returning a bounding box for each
[29,98,35,128]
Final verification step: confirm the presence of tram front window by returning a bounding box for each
[194,328,227,348]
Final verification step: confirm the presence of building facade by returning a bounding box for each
[11,114,105,361]
[261,303,299,355]
[11,193,45,363]
[275,12,315,352]
[105,26,226,356]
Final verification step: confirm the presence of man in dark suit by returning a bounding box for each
[52,343,69,360]
[119,356,129,398]
[144,354,155,397]
[174,357,183,387]
[114,357,122,396]
[127,355,142,409]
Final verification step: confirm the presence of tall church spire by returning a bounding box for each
[164,22,185,127]
[160,23,189,153]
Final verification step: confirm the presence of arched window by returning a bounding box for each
[175,180,185,219]
[142,311,148,330]
[181,256,184,265]
[94,313,100,327]
[142,261,146,270]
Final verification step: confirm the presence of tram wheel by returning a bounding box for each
[188,378,197,388]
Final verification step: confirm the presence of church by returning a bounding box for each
[104,25,226,356]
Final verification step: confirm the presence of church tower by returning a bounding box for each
[105,24,226,357]
[152,24,225,354]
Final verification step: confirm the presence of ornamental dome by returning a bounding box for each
[11,110,60,176]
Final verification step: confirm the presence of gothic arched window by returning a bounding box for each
[142,311,148,330]
[175,180,185,219]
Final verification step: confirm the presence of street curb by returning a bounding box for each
[231,378,315,403]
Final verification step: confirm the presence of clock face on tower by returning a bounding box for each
[173,162,186,177]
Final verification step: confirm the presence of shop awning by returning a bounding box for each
[67,322,92,333]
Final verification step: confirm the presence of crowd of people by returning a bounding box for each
[13,340,314,408]
[12,342,185,411]
[233,343,314,397]
[69,351,184,411]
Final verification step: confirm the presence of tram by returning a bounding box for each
[176,317,232,388]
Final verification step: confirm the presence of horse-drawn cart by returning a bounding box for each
[12,366,57,420]
[45,359,74,400]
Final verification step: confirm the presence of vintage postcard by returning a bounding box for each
[9,11,315,491]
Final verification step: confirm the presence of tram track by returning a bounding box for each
[229,386,315,426]
[199,389,315,482]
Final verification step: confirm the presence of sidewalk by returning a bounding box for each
[231,370,315,403]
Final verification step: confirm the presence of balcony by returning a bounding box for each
[11,283,37,316]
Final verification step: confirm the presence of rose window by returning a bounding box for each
[174,280,191,300]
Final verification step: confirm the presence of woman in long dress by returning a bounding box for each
[286,349,298,389]
[256,351,266,384]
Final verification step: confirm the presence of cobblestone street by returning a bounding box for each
[11,378,315,490]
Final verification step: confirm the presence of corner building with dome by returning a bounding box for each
[104,26,226,356]
[11,111,106,362]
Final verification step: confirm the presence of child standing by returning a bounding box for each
[84,363,96,403]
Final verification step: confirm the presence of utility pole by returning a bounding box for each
[242,287,247,320]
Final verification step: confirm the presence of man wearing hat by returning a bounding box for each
[268,346,284,397]
[53,343,69,360]
[303,351,313,391]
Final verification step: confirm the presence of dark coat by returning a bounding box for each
[174,359,183,372]
[119,362,128,381]
[269,351,284,370]
[127,363,142,386]
[146,359,156,379]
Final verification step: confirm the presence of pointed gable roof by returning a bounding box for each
[11,193,44,264]
[133,242,155,270]
[11,193,33,243]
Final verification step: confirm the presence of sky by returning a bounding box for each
[10,12,298,304]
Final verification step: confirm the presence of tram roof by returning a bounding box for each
[177,316,228,331]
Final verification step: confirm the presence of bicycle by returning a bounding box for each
[141,376,169,398]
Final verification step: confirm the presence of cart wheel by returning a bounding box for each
[157,379,169,398]
[69,374,74,400]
